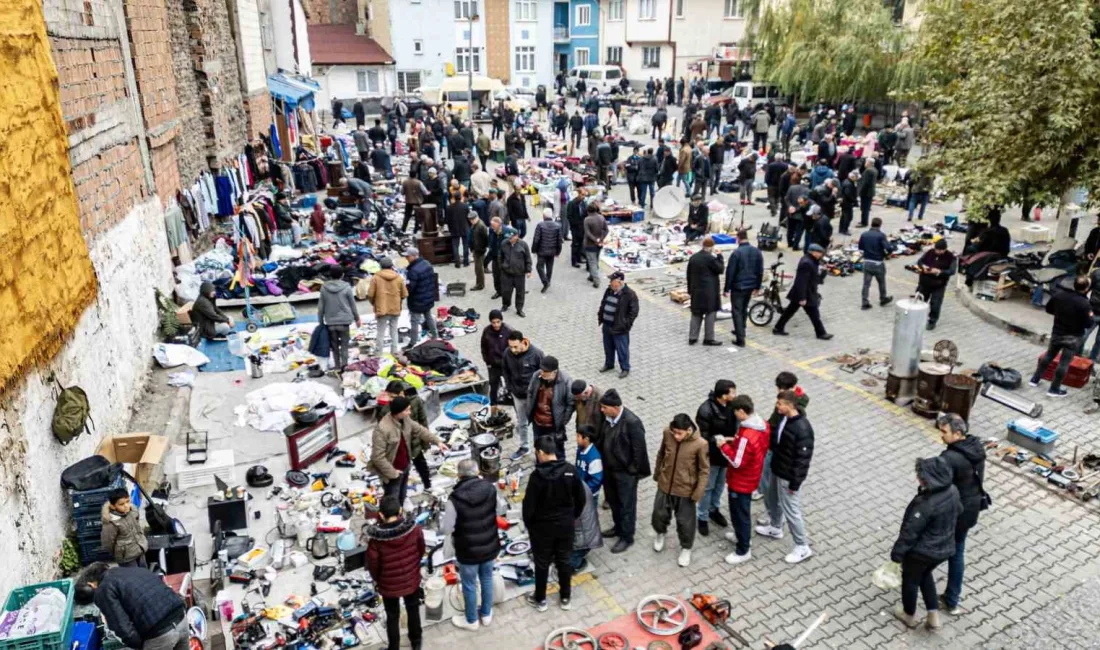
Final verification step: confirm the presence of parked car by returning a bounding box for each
[494,87,536,111]
[565,65,624,95]
[705,81,789,112]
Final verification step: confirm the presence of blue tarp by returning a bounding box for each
[268,73,319,112]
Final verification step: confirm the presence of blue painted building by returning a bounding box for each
[553,0,599,75]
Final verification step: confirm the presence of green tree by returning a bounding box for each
[742,0,910,105]
[906,0,1100,214]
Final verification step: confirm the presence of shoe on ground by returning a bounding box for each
[697,520,710,537]
[755,524,784,539]
[688,339,698,346]
[516,310,526,318]
[861,303,872,310]
[784,544,813,564]
[610,539,632,554]
[560,597,572,611]
[490,293,501,299]
[451,615,479,631]
[724,550,751,565]
[702,340,723,346]
[751,491,764,501]
[732,339,745,347]
[893,605,920,628]
[653,536,666,552]
[510,447,529,461]
[938,594,962,616]
[481,613,492,627]
[723,530,737,543]
[881,296,894,306]
[540,286,548,294]
[709,510,728,527]
[525,594,548,612]
[618,370,630,379]
[678,549,692,567]
[772,329,789,336]
[816,333,834,341]
[598,366,614,373]
[601,527,618,538]
[1028,378,1042,387]
[501,305,509,313]
[1048,388,1069,398]
[573,559,588,573]
[926,322,936,330]
[926,610,942,630]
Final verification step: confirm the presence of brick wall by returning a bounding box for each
[244,89,272,139]
[124,0,177,132]
[52,38,128,134]
[166,0,206,185]
[184,0,248,166]
[303,0,358,24]
[485,0,510,82]
[71,140,150,236]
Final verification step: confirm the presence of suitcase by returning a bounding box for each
[1040,352,1093,388]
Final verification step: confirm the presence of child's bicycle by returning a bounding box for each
[749,253,791,327]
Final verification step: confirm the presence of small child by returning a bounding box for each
[101,489,148,568]
[572,425,604,571]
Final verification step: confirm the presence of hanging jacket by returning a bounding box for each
[522,460,586,538]
[318,280,359,326]
[446,477,501,564]
[720,414,770,495]
[365,515,426,598]
[891,457,962,563]
[405,257,437,313]
[769,412,814,491]
[366,269,407,317]
[653,426,709,501]
[940,435,986,534]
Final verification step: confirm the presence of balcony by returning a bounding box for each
[554,25,569,42]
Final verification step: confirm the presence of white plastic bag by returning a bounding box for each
[872,561,903,590]
[153,343,211,368]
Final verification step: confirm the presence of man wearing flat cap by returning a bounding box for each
[596,389,650,554]
[527,356,575,459]
[772,244,833,340]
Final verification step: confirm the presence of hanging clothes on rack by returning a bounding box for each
[269,124,282,159]
[214,173,234,216]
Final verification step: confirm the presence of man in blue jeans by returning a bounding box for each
[694,380,737,536]
[597,272,640,379]
[444,460,501,631]
[936,413,986,615]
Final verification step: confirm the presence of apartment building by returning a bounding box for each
[509,0,555,88]
[554,0,601,74]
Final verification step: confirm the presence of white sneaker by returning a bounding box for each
[653,535,666,552]
[751,491,764,501]
[755,516,771,526]
[755,524,784,539]
[784,545,813,564]
[678,549,691,567]
[480,614,492,627]
[724,550,751,565]
[451,615,479,631]
[723,531,737,543]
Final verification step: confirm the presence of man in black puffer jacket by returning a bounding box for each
[891,456,962,630]
[443,459,501,630]
[936,413,986,615]
[531,208,564,293]
[78,563,187,650]
[694,380,738,536]
[523,438,586,612]
[757,389,814,565]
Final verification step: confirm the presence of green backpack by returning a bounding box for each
[52,382,94,445]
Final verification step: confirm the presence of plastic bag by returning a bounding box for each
[978,362,1022,389]
[872,561,902,591]
[153,343,211,368]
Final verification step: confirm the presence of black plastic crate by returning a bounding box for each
[69,477,125,516]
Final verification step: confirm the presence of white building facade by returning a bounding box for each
[670,0,748,79]
[509,0,555,89]
[599,0,673,87]
[386,0,489,93]
[271,0,311,74]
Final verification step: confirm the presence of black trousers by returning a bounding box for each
[774,300,827,337]
[382,467,411,505]
[839,205,854,234]
[536,254,556,287]
[572,130,583,148]
[488,365,504,404]
[382,593,422,650]
[603,471,640,543]
[502,273,526,311]
[491,260,502,294]
[412,453,431,490]
[532,534,573,602]
[729,290,752,343]
[901,555,943,616]
[1031,335,1081,392]
[926,286,946,326]
[786,219,804,250]
[570,230,584,265]
[401,203,419,232]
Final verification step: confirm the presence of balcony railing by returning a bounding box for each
[554,26,568,42]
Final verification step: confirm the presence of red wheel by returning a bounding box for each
[597,632,629,650]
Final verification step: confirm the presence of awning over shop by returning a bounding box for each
[268,73,320,111]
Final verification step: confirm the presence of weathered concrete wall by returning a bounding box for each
[303,0,357,25]
[166,0,206,185]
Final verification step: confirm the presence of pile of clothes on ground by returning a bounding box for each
[344,338,482,411]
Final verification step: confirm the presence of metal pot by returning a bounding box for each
[291,404,320,425]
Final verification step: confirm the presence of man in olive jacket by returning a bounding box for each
[369,397,447,504]
[498,226,532,317]
[651,414,709,567]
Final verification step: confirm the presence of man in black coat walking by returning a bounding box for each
[936,413,985,615]
[446,195,471,268]
[773,245,832,340]
[523,437,586,612]
[1029,275,1094,397]
[636,148,658,211]
[724,229,764,347]
[531,208,564,292]
[764,154,789,217]
[596,389,651,553]
[839,170,859,235]
[565,188,588,267]
[686,236,725,346]
[499,226,532,317]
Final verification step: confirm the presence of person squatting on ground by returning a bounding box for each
[650,413,710,567]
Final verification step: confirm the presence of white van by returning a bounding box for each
[565,65,624,95]
[418,76,506,115]
[718,81,788,112]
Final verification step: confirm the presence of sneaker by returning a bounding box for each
[755,525,784,539]
[653,536,666,552]
[1048,388,1069,398]
[481,613,493,627]
[510,447,529,461]
[709,510,728,527]
[1028,378,1042,387]
[893,605,920,628]
[784,545,813,564]
[697,520,710,537]
[451,616,479,631]
[751,491,763,501]
[926,610,942,630]
[610,539,632,554]
[525,594,548,612]
[560,597,572,611]
[724,550,751,565]
[880,296,894,306]
[938,595,963,616]
[618,370,630,379]
[678,549,692,567]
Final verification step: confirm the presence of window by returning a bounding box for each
[606,68,621,79]
[575,48,590,66]
[752,85,768,99]
[723,0,742,18]
[413,40,423,54]
[608,0,623,21]
[454,0,477,19]
[606,45,622,65]
[515,0,537,21]
[734,85,747,98]
[397,71,422,92]
[357,70,379,94]
[675,0,685,18]
[456,47,481,73]
[588,70,603,80]
[260,20,274,50]
[515,46,536,72]
[642,46,660,69]
[639,0,656,19]
[576,4,591,26]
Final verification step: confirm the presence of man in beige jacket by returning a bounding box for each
[367,257,408,354]
[650,413,709,567]
[369,397,447,503]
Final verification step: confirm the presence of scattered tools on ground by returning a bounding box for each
[690,594,750,648]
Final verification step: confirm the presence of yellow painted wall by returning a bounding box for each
[0,1,98,393]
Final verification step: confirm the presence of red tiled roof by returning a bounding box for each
[307,24,395,65]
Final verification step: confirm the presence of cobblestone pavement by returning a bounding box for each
[415,107,1100,649]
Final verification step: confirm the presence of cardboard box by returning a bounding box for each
[176,302,193,325]
[97,433,169,493]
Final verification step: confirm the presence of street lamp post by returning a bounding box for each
[469,9,479,118]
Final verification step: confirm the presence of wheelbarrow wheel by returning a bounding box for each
[748,301,774,327]
[246,322,259,333]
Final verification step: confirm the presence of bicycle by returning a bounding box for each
[749,253,790,327]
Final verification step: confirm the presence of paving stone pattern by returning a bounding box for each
[413,114,1100,649]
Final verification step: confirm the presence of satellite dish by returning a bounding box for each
[651,185,687,220]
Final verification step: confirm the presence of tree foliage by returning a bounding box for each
[906,0,1100,212]
[742,0,909,104]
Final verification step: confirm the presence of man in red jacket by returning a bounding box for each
[716,395,770,566]
[366,498,427,650]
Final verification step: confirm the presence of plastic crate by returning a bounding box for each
[76,538,111,565]
[0,580,75,650]
[74,517,102,538]
[69,477,125,517]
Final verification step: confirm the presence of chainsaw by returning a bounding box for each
[690,594,749,648]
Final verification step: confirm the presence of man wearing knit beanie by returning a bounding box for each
[595,389,651,553]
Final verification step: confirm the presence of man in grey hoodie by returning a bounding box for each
[318,266,361,371]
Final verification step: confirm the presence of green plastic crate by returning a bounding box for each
[0,580,75,650]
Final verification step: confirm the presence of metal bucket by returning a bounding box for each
[248,356,264,379]
[891,297,929,379]
[470,433,500,460]
[886,372,917,405]
[943,374,981,423]
[479,447,502,480]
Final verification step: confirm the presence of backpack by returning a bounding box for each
[52,381,94,445]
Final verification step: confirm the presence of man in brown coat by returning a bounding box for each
[367,257,408,354]
[677,140,694,193]
[570,379,604,430]
[651,413,709,567]
[369,397,447,503]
